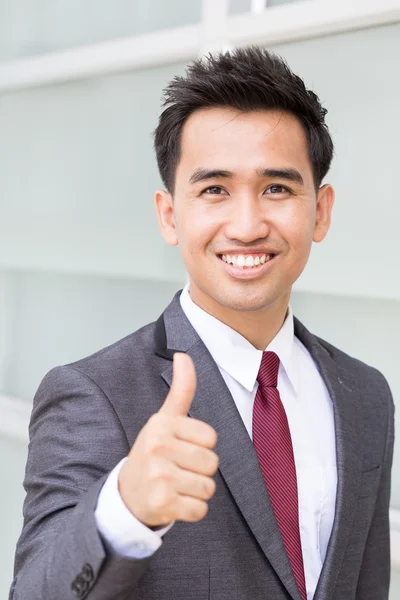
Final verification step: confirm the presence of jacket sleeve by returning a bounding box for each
[9,365,156,600]
[356,379,395,600]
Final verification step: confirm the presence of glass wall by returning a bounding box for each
[0,0,202,61]
[0,436,28,593]
[0,63,188,281]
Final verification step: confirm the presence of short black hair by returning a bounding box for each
[153,45,334,193]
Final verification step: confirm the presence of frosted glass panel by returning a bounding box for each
[230,0,298,14]
[269,23,400,300]
[0,62,188,283]
[0,269,184,400]
[268,0,299,5]
[229,0,252,13]
[391,570,400,599]
[0,0,202,61]
[0,435,27,599]
[291,290,400,508]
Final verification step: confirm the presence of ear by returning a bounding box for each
[313,184,335,243]
[154,189,178,246]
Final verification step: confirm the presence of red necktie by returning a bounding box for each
[252,351,307,600]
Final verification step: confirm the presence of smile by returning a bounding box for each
[220,253,274,268]
[217,252,277,280]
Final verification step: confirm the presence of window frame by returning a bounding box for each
[0,0,399,91]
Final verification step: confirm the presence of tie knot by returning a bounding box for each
[257,351,280,388]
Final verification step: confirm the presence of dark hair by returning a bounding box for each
[153,45,334,193]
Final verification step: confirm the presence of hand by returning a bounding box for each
[118,352,219,527]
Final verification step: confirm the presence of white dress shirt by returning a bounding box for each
[95,284,337,599]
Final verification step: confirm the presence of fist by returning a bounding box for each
[119,352,219,527]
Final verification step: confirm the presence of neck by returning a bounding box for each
[188,285,290,350]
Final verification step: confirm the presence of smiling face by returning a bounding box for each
[155,107,334,324]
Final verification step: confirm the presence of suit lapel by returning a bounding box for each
[293,318,364,600]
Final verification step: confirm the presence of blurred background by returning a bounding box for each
[0,0,399,597]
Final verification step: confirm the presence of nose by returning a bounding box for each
[224,195,271,244]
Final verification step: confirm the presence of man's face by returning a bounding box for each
[155,108,334,316]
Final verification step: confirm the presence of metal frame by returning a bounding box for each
[0,0,399,91]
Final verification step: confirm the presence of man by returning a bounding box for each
[10,46,394,600]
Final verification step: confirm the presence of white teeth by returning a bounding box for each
[221,253,272,268]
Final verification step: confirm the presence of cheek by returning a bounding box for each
[176,205,221,254]
[277,204,315,249]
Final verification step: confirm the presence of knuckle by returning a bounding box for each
[206,451,219,474]
[208,477,217,496]
[145,434,173,459]
[203,477,216,499]
[148,491,164,513]
[149,484,174,513]
[149,412,170,432]
[197,423,216,447]
[148,462,172,482]
[180,499,208,522]
[148,462,162,481]
[146,439,164,457]
[197,501,209,520]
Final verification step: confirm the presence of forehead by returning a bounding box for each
[176,107,312,182]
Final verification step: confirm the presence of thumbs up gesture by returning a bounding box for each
[119,353,219,527]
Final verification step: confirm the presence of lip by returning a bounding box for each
[218,253,277,280]
[218,249,274,257]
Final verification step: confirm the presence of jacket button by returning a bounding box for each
[81,563,94,582]
[71,564,94,596]
[71,579,84,597]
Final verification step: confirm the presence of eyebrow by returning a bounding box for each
[189,167,304,187]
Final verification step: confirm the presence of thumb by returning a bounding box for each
[159,352,196,417]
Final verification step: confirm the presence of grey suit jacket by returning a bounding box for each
[10,291,395,600]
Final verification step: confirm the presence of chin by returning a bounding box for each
[215,287,279,313]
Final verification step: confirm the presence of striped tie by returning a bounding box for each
[252,351,307,600]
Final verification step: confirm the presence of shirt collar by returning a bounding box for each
[179,284,299,394]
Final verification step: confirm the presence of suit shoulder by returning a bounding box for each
[314,334,392,396]
[65,320,158,374]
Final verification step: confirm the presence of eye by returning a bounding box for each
[265,184,291,195]
[201,186,227,195]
